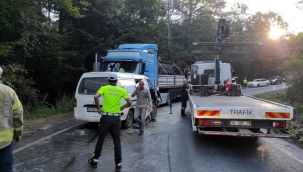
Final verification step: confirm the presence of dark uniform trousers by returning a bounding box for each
[181,84,189,116]
[94,115,121,164]
[181,100,187,114]
[0,143,13,172]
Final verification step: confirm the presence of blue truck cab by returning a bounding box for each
[97,44,158,90]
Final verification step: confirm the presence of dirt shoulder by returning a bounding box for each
[14,112,83,151]
[24,113,75,135]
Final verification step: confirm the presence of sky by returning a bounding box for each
[227,0,303,33]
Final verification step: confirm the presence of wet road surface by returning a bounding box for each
[13,84,303,172]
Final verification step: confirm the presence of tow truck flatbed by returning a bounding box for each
[190,95,287,109]
[188,94,294,137]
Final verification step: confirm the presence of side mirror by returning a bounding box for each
[148,49,155,54]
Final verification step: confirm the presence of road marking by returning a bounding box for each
[13,123,82,154]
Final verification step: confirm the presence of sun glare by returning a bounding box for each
[268,27,284,40]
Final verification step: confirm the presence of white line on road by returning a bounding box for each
[13,123,82,154]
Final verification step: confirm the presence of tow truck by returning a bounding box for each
[188,19,293,137]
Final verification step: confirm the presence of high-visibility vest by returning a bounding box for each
[0,83,23,149]
[243,79,248,84]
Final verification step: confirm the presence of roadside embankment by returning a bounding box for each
[256,90,303,146]
[23,96,74,135]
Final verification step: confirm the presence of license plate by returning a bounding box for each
[230,120,251,126]
[87,107,98,112]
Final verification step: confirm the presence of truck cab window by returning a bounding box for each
[204,69,215,77]
[100,61,139,73]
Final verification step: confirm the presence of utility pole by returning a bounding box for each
[167,0,172,57]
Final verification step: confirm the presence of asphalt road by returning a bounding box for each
[13,84,303,172]
[242,83,288,96]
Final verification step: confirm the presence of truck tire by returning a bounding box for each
[250,128,260,133]
[122,110,134,129]
[225,128,239,132]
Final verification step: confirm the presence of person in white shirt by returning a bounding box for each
[131,80,152,135]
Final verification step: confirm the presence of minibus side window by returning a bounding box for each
[78,77,108,95]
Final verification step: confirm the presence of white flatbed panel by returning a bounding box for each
[158,75,184,88]
[189,95,293,120]
[191,95,286,109]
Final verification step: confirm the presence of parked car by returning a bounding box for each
[74,72,153,128]
[247,78,270,87]
[270,76,283,85]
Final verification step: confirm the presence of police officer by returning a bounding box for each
[88,73,132,171]
[181,80,189,117]
[0,66,23,172]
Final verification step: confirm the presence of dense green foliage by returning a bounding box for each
[0,0,302,112]
[283,33,303,110]
[255,90,288,105]
[25,96,73,120]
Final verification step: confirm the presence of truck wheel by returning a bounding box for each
[250,128,260,133]
[122,110,134,129]
[226,128,239,132]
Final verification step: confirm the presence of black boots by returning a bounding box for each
[116,162,122,171]
[181,109,186,117]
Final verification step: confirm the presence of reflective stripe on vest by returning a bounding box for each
[0,128,13,143]
[14,125,23,131]
[12,100,21,110]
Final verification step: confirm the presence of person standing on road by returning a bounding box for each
[149,88,157,122]
[181,80,189,117]
[88,73,132,171]
[243,78,248,89]
[0,66,23,172]
[131,80,152,136]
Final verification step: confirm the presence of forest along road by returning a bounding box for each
[13,84,303,172]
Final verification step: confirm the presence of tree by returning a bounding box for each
[284,33,303,107]
[227,12,289,80]
[1,64,40,108]
[244,12,288,41]
[118,0,166,43]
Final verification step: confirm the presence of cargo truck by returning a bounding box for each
[94,44,185,105]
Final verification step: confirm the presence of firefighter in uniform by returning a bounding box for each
[88,73,132,171]
[181,80,189,117]
[0,66,23,172]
